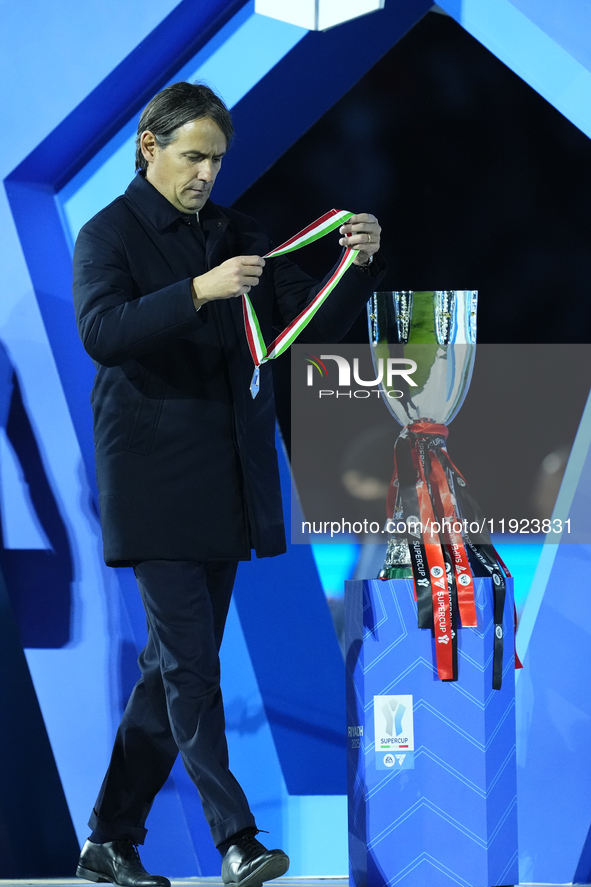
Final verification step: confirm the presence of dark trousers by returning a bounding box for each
[89,559,256,847]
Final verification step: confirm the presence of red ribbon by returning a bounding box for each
[428,452,477,628]
[413,441,455,680]
[385,421,513,681]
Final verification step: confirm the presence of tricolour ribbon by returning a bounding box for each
[241,209,357,397]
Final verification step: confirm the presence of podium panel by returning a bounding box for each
[345,577,518,887]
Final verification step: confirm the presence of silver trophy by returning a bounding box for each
[368,290,477,577]
[368,291,510,689]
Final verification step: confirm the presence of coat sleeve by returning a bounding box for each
[270,250,387,344]
[73,220,203,367]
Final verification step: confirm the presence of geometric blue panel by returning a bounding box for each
[4,0,432,858]
[5,0,433,496]
[214,0,433,205]
[0,0,439,876]
[2,0,590,878]
[228,427,347,797]
[514,390,591,883]
[509,0,591,72]
[59,5,308,246]
[438,0,591,140]
[346,578,518,887]
[0,565,79,877]
[516,540,591,883]
[234,547,347,795]
[0,342,73,650]
[5,0,254,496]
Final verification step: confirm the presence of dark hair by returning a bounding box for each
[135,82,234,172]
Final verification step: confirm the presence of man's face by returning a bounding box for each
[142,117,227,213]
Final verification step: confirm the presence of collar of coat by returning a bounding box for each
[126,171,230,238]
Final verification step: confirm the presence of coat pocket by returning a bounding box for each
[126,370,167,455]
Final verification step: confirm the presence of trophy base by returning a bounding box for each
[378,565,412,580]
[379,534,412,580]
[346,577,518,887]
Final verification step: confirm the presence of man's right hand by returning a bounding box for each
[191,256,266,310]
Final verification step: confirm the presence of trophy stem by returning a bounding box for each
[378,536,412,580]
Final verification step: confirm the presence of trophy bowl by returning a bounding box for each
[368,290,478,427]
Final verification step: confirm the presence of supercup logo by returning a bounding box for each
[305,353,417,399]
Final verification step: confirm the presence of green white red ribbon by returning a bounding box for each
[242,209,357,396]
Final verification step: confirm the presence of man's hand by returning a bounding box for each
[192,256,265,309]
[338,213,381,267]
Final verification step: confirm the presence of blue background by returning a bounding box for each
[1,0,591,880]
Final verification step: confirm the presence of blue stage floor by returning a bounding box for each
[0,879,349,887]
[0,880,350,887]
[1,880,345,887]
[0,880,561,886]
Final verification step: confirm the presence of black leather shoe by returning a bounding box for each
[222,833,289,887]
[76,839,171,887]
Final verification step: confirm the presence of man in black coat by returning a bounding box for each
[73,82,384,887]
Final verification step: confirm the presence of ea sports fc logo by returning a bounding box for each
[304,353,417,399]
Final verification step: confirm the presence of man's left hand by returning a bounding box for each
[338,213,381,266]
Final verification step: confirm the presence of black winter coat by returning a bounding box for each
[73,173,384,565]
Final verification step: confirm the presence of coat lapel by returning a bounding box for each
[203,213,230,270]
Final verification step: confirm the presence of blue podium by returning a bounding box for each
[345,577,518,887]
